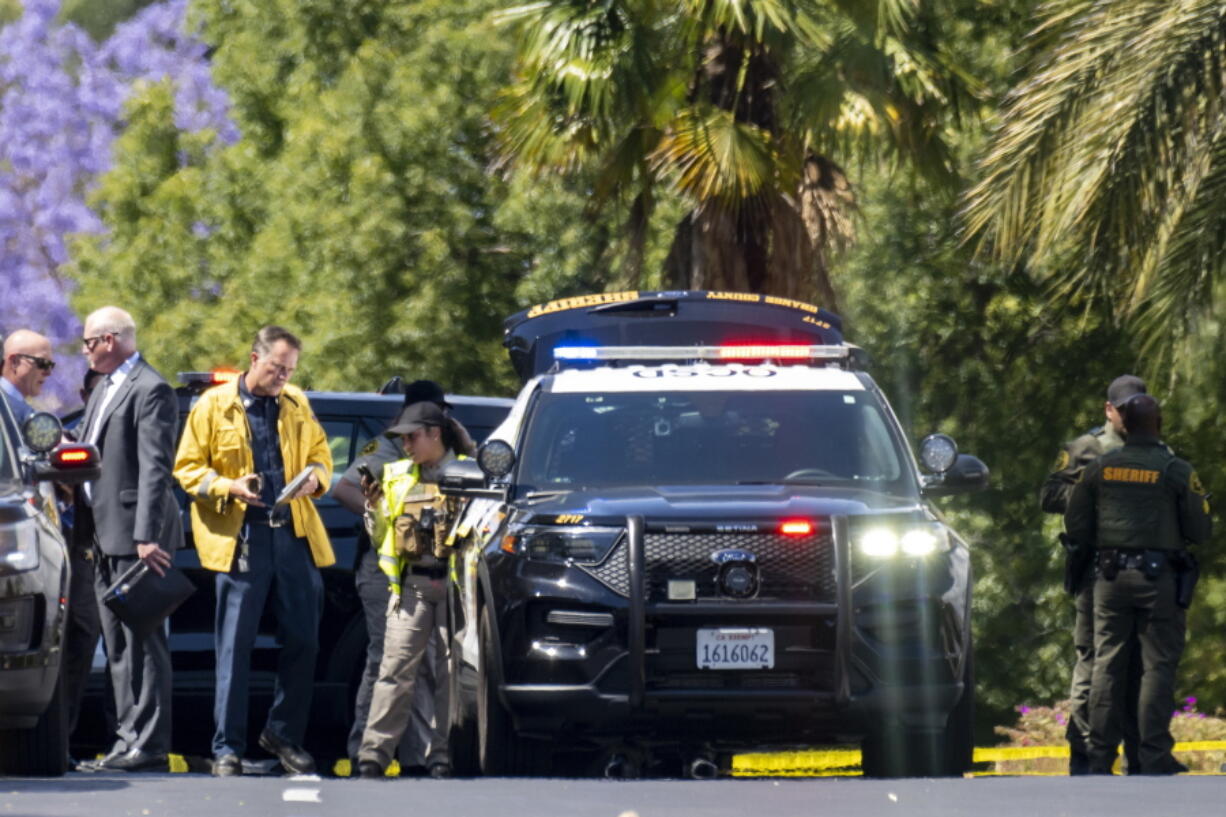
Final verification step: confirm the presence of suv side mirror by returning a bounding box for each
[439,458,503,500]
[922,454,989,497]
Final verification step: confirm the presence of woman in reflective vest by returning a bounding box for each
[356,400,464,779]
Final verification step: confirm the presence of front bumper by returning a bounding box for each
[491,515,969,744]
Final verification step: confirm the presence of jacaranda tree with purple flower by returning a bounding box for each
[0,0,233,410]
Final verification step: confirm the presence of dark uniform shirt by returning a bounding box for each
[239,375,288,524]
[1040,425,1124,514]
[1064,434,1211,552]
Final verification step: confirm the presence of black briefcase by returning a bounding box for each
[101,560,196,639]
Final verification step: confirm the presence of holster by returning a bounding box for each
[1096,548,1119,581]
[1171,550,1200,609]
[1060,532,1094,594]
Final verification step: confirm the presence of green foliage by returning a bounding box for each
[69,0,635,396]
[60,0,157,39]
[964,0,1226,368]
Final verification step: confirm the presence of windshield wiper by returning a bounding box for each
[524,489,573,500]
[736,479,827,486]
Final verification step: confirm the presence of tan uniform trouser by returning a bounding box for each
[358,575,450,768]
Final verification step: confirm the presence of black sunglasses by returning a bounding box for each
[82,334,109,351]
[14,354,55,372]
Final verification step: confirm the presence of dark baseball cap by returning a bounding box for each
[403,379,450,409]
[384,401,447,438]
[1107,375,1147,408]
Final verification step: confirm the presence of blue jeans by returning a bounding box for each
[212,524,322,758]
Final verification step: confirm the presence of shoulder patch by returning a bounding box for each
[1189,471,1206,495]
[360,438,379,457]
[1052,449,1071,472]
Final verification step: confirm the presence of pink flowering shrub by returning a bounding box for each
[995,698,1226,774]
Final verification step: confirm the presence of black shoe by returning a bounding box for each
[212,754,242,777]
[428,762,452,779]
[97,749,168,772]
[357,760,384,780]
[258,730,316,775]
[1143,758,1188,775]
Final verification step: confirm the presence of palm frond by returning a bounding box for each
[651,106,780,205]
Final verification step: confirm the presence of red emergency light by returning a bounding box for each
[779,519,814,537]
[53,446,94,467]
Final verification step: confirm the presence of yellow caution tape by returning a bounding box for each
[733,742,1226,776]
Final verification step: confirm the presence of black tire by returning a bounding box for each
[0,671,68,777]
[448,631,479,776]
[943,646,976,775]
[861,649,975,778]
[476,607,550,776]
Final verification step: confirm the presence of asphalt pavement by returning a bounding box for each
[1,772,1222,817]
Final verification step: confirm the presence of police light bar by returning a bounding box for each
[178,368,241,386]
[553,344,849,362]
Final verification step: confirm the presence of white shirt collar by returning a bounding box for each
[107,351,141,388]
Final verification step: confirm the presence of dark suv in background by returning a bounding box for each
[75,381,511,760]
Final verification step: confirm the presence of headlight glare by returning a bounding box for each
[900,528,940,556]
[859,528,898,559]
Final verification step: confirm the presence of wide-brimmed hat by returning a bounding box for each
[384,401,446,438]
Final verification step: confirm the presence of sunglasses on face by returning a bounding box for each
[14,354,54,372]
[81,334,110,352]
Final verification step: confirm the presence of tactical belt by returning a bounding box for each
[408,564,447,579]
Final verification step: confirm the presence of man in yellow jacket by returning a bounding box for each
[174,326,333,778]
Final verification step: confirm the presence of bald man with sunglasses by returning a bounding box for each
[1,329,55,425]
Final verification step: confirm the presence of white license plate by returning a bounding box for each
[696,628,774,670]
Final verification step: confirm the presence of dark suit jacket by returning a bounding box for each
[76,357,184,557]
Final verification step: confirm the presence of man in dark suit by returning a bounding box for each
[75,306,183,772]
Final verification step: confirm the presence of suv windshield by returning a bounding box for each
[517,390,913,494]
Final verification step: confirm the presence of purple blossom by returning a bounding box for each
[1017,705,1031,715]
[0,0,237,411]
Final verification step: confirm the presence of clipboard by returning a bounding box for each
[275,466,318,505]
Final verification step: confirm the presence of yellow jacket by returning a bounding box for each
[173,379,334,572]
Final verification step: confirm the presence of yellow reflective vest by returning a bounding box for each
[376,452,462,593]
[173,379,334,572]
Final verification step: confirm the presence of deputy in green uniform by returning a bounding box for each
[1064,395,1212,774]
[1041,375,1146,774]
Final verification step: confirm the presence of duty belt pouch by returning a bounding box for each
[1141,549,1165,580]
[393,514,428,558]
[393,492,438,558]
[1097,549,1119,581]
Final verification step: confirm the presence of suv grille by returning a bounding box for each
[578,528,835,601]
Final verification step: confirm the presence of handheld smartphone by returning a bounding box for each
[357,463,376,483]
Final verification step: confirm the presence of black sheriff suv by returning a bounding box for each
[440,291,989,778]
[0,400,100,776]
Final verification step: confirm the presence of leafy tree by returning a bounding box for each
[963,0,1226,364]
[71,0,638,396]
[496,0,973,308]
[0,0,232,410]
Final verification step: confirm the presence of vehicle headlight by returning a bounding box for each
[0,519,39,574]
[518,527,623,564]
[856,524,948,560]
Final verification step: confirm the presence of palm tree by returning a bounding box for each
[964,0,1226,359]
[495,0,970,308]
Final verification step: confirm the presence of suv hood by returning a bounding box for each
[517,484,923,520]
